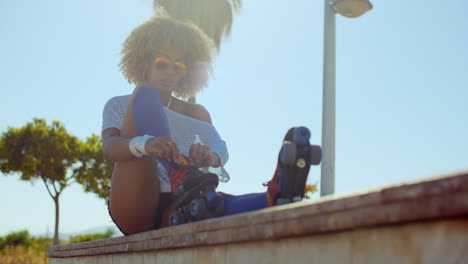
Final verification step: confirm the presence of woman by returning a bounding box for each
[102,10,317,235]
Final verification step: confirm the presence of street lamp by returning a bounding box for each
[321,0,372,197]
[332,0,373,18]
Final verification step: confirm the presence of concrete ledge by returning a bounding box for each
[48,171,468,261]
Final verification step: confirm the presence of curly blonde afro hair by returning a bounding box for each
[120,9,214,98]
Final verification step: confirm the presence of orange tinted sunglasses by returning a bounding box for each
[154,57,187,72]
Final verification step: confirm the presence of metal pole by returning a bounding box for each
[321,0,336,196]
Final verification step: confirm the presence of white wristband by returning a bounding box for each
[129,135,154,158]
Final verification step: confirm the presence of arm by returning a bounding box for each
[188,104,228,168]
[101,96,178,162]
[101,98,135,162]
[102,128,134,162]
[102,128,179,162]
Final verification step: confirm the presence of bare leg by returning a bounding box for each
[108,86,166,235]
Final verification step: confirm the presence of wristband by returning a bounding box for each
[129,135,154,158]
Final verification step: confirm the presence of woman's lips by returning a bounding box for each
[159,79,175,87]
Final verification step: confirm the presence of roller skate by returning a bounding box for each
[266,126,322,206]
[160,155,225,227]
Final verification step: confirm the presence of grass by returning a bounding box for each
[0,228,116,264]
[0,244,49,264]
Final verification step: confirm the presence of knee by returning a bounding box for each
[108,199,157,235]
[134,84,160,103]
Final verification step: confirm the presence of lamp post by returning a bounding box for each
[321,0,372,197]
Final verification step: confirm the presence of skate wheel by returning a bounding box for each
[207,190,223,210]
[309,145,322,165]
[292,127,311,144]
[207,191,224,217]
[292,196,302,202]
[213,198,225,217]
[189,198,207,219]
[276,197,291,206]
[169,212,185,226]
[279,142,297,166]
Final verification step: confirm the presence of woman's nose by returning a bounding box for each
[166,66,179,75]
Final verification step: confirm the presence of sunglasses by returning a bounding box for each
[154,57,187,73]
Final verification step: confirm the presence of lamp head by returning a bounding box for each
[331,0,373,18]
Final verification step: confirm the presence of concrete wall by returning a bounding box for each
[48,171,468,264]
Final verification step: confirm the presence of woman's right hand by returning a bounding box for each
[144,136,179,162]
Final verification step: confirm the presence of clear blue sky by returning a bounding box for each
[1,0,467,237]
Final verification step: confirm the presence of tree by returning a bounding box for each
[0,230,32,250]
[155,0,242,51]
[0,118,111,245]
[74,134,113,202]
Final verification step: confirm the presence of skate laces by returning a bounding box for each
[265,166,282,206]
[167,154,212,195]
[167,155,191,195]
[169,166,189,195]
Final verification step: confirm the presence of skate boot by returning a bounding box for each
[266,127,322,206]
[160,155,225,227]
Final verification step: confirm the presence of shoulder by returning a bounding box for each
[185,102,212,124]
[103,95,131,111]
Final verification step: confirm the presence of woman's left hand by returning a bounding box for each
[188,143,220,168]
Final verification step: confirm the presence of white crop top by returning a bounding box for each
[102,95,230,192]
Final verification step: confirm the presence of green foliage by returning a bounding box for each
[0,231,53,264]
[0,230,32,250]
[0,119,113,200]
[155,0,242,50]
[0,118,114,245]
[0,118,81,184]
[0,230,55,252]
[30,237,53,252]
[74,134,113,201]
[67,228,115,244]
[0,117,113,200]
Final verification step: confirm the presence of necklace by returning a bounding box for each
[167,91,173,109]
